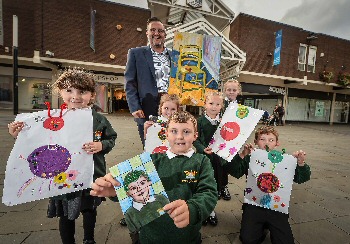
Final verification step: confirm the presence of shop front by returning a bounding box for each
[240,83,285,115]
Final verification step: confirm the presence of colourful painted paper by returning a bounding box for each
[169,32,222,106]
[144,116,169,154]
[3,108,94,206]
[210,102,264,161]
[109,152,169,233]
[244,149,297,214]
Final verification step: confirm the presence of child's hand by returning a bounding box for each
[293,150,306,166]
[90,173,120,197]
[144,121,154,138]
[83,141,102,154]
[240,143,254,158]
[8,121,24,139]
[204,147,213,155]
[163,199,189,228]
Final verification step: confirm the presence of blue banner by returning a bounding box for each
[273,29,282,66]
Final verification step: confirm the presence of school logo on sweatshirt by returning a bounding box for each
[182,170,198,183]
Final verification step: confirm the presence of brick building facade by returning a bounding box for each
[0,0,150,112]
[229,13,350,124]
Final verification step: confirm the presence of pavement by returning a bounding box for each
[0,110,349,244]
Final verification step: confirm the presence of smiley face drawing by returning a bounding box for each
[220,122,240,141]
[236,105,249,119]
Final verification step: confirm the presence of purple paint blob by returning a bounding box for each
[27,144,71,179]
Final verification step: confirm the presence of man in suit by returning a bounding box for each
[125,17,171,146]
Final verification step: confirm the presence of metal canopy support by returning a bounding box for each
[164,17,246,80]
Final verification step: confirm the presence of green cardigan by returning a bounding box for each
[138,153,218,244]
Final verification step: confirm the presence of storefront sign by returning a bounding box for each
[315,101,324,117]
[269,86,286,95]
[95,74,123,84]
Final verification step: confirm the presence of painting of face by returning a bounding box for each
[127,175,152,204]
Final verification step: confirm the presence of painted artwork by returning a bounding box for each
[210,102,264,161]
[109,152,169,233]
[144,116,169,154]
[169,32,222,106]
[2,107,94,206]
[244,149,297,214]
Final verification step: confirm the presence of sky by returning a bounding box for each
[221,0,350,41]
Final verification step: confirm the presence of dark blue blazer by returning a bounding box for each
[125,46,171,123]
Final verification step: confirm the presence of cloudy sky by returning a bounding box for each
[221,0,350,41]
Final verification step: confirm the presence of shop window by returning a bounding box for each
[298,44,317,73]
[32,83,51,109]
[0,76,12,102]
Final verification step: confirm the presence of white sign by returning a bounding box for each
[269,86,286,95]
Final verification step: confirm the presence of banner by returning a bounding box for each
[273,30,282,66]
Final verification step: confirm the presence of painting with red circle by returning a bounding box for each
[152,145,168,154]
[220,122,240,141]
[257,172,280,193]
[43,117,65,131]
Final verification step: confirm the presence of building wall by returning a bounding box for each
[1,0,150,66]
[230,13,350,84]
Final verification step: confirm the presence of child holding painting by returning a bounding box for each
[8,68,117,244]
[225,126,311,244]
[91,111,218,244]
[193,91,227,226]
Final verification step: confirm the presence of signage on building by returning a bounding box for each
[0,0,3,46]
[95,74,123,84]
[90,9,96,52]
[269,86,286,95]
[315,101,324,117]
[273,29,282,66]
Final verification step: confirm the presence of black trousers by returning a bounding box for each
[59,209,97,244]
[240,204,294,244]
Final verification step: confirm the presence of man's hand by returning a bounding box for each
[163,199,190,228]
[132,110,145,119]
[90,173,120,197]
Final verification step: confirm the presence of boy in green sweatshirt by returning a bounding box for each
[90,111,218,244]
[226,126,311,244]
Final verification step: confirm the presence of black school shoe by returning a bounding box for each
[208,214,218,226]
[221,186,231,201]
[120,217,127,226]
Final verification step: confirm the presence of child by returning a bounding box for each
[144,93,180,139]
[219,79,243,200]
[226,126,311,244]
[8,68,117,244]
[223,78,242,111]
[123,170,169,233]
[119,94,180,227]
[90,111,218,244]
[193,91,226,226]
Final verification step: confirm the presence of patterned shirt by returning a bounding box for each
[150,47,170,93]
